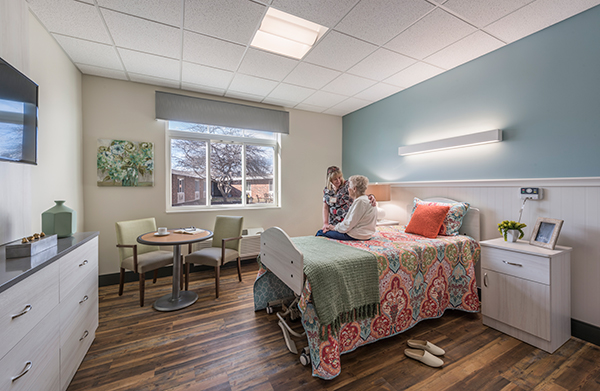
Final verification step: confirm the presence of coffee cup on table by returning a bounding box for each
[157,227,168,235]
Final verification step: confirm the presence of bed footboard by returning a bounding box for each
[260,227,305,296]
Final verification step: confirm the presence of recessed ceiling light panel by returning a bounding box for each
[251,8,327,59]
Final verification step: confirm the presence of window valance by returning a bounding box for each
[155,91,289,134]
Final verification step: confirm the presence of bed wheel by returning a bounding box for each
[300,352,311,366]
[266,306,274,314]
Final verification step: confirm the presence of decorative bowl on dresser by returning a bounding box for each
[0,232,99,391]
[480,237,571,353]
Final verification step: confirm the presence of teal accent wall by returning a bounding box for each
[343,5,600,183]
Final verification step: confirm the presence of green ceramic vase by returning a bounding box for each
[42,201,77,238]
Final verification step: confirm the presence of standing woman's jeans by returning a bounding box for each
[315,230,355,241]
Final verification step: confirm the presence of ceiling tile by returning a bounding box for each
[102,9,181,59]
[324,97,371,116]
[443,0,536,27]
[76,64,128,80]
[96,0,183,27]
[224,90,265,103]
[261,97,298,108]
[183,31,246,71]
[266,83,316,104]
[184,0,266,45]
[237,48,298,81]
[384,62,445,88]
[485,0,600,43]
[347,48,416,80]
[270,0,358,27]
[129,73,181,89]
[301,90,347,107]
[53,34,122,69]
[294,103,328,113]
[119,48,181,80]
[181,83,226,96]
[303,31,377,72]
[335,0,435,45]
[353,83,404,101]
[425,31,504,69]
[228,74,278,96]
[322,73,376,96]
[384,9,477,60]
[181,62,234,89]
[27,0,111,44]
[283,63,341,90]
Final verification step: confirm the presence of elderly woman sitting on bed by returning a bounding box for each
[316,175,377,241]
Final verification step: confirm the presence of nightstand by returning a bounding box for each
[480,238,571,353]
[376,219,399,226]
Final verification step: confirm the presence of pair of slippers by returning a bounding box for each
[404,340,445,368]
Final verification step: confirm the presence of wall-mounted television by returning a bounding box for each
[0,56,38,165]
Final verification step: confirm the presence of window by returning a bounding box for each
[167,121,279,210]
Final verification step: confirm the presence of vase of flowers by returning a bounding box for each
[498,220,526,242]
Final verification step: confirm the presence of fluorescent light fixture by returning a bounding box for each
[398,129,503,156]
[251,8,327,59]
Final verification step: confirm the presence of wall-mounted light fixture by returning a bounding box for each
[398,129,503,156]
[251,8,328,59]
[366,183,391,221]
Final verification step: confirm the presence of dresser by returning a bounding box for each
[0,232,99,391]
[480,238,571,353]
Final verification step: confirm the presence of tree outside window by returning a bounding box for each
[168,122,277,209]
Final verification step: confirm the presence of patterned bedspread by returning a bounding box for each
[253,225,480,380]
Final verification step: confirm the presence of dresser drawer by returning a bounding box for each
[60,304,97,391]
[0,310,60,391]
[481,246,549,285]
[59,264,98,345]
[59,237,98,300]
[0,262,59,360]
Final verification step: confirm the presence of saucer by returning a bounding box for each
[154,232,170,236]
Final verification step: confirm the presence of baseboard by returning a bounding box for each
[98,257,257,287]
[571,319,600,347]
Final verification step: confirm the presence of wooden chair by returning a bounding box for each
[115,217,173,307]
[183,216,243,298]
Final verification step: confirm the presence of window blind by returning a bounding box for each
[155,91,289,134]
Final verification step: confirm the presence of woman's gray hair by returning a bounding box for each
[348,175,369,196]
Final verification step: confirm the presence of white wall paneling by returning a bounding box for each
[381,177,600,329]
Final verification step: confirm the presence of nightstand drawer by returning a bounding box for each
[481,246,549,285]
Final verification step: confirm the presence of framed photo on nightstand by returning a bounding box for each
[530,217,563,250]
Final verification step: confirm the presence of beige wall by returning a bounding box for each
[0,4,82,245]
[82,76,342,275]
[28,12,83,234]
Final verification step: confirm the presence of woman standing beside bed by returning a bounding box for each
[317,175,377,240]
[322,166,376,232]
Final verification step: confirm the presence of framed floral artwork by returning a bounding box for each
[97,139,154,186]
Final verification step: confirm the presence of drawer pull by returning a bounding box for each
[502,260,523,267]
[484,273,488,287]
[11,361,32,382]
[79,260,88,267]
[11,304,32,319]
[79,330,89,341]
[79,295,89,304]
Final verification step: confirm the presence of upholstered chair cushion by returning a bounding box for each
[122,250,173,273]
[116,217,162,260]
[184,247,239,267]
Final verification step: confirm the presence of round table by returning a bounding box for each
[137,229,213,311]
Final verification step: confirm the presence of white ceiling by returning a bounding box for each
[27,0,600,116]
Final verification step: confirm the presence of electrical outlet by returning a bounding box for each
[520,187,543,200]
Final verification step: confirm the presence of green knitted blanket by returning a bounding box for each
[292,236,380,340]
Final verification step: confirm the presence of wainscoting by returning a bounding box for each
[382,177,600,333]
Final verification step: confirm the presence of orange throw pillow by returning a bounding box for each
[405,204,450,238]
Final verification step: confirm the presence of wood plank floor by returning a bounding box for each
[68,261,600,391]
